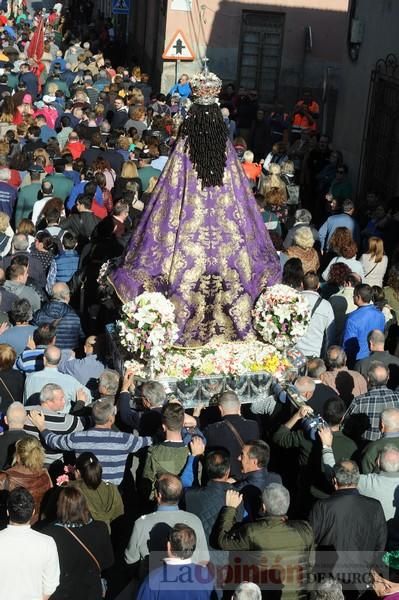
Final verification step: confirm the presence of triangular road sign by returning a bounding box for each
[162,30,195,61]
[112,0,129,14]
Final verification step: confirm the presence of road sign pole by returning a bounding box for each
[175,59,180,84]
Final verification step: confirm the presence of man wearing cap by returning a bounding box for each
[15,166,43,224]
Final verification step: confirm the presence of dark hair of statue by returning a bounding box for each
[180,103,227,189]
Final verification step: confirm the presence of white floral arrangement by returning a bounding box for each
[252,284,311,350]
[117,293,179,370]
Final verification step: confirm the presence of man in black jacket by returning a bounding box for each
[184,449,243,548]
[0,402,32,469]
[309,459,387,593]
[61,194,100,247]
[204,391,259,479]
[235,440,282,520]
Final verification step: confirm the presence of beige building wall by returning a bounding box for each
[160,0,348,114]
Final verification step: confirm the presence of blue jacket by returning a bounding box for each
[66,181,102,211]
[55,250,79,282]
[33,301,84,350]
[319,213,360,251]
[343,305,385,365]
[168,82,192,98]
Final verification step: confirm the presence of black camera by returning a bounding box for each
[302,414,327,441]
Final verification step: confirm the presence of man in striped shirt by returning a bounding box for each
[25,383,87,465]
[29,397,152,485]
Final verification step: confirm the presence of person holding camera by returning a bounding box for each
[273,397,357,514]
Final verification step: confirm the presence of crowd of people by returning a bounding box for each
[0,2,398,600]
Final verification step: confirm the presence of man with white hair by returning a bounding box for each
[283,208,319,249]
[233,582,262,600]
[221,106,236,141]
[0,167,17,218]
[204,391,259,479]
[24,382,85,466]
[216,484,314,600]
[321,429,399,520]
[362,408,399,473]
[0,402,32,469]
[33,282,84,349]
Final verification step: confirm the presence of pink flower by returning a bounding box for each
[56,474,70,487]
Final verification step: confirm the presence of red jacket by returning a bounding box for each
[65,141,86,160]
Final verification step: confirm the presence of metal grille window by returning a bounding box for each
[360,54,399,203]
[238,11,285,103]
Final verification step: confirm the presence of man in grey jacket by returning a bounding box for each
[125,473,209,578]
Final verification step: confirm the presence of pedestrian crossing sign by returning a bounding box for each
[112,0,130,15]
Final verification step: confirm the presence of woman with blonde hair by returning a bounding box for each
[285,226,319,274]
[360,236,388,287]
[0,435,52,524]
[127,88,145,107]
[33,148,52,173]
[112,160,142,201]
[259,163,288,202]
[95,103,105,125]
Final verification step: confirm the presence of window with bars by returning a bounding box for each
[238,11,285,103]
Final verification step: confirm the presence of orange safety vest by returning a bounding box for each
[292,100,319,131]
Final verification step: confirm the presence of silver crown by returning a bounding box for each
[191,57,222,106]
